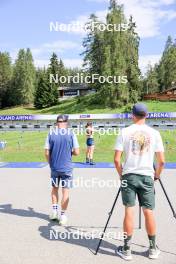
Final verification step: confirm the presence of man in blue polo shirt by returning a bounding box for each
[45,114,79,225]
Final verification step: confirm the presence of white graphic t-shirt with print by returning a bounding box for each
[115,124,164,178]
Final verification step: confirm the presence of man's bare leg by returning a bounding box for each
[116,206,134,260]
[143,208,157,249]
[50,186,59,220]
[123,207,134,237]
[60,188,69,225]
[61,188,69,211]
[51,186,59,204]
[122,207,134,251]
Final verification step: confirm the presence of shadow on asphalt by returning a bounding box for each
[39,222,123,257]
[0,204,49,221]
[0,203,176,258]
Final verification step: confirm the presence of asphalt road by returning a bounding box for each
[0,167,176,264]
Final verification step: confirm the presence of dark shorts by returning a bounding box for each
[51,171,73,188]
[86,138,94,147]
[121,174,155,210]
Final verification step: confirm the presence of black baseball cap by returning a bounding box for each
[132,103,148,117]
[56,114,69,122]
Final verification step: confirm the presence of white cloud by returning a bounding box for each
[139,54,161,74]
[34,55,162,73]
[159,0,176,5]
[50,11,107,36]
[35,55,162,73]
[63,59,83,68]
[34,59,49,68]
[31,48,43,56]
[85,0,176,38]
[31,40,80,56]
[30,40,81,68]
[34,55,162,74]
[63,16,88,35]
[88,0,176,4]
[48,0,175,38]
[35,54,161,74]
[11,47,161,75]
[10,40,82,69]
[43,41,79,50]
[10,49,19,62]
[34,58,83,69]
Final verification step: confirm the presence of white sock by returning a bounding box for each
[52,204,58,212]
[61,210,66,216]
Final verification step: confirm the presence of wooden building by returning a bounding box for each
[58,86,96,100]
[144,86,176,101]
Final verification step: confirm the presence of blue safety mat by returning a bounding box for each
[0,162,176,169]
[73,162,176,169]
[0,162,47,168]
[72,162,115,168]
[164,163,176,169]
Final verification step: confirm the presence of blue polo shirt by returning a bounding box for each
[45,128,79,175]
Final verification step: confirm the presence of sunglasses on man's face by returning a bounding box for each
[57,120,67,123]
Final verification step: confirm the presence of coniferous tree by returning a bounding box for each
[145,64,159,94]
[82,14,105,90]
[82,1,141,108]
[162,43,176,89]
[10,49,26,105]
[106,3,128,106]
[47,52,60,105]
[0,52,12,108]
[58,59,67,86]
[34,69,51,108]
[10,48,36,106]
[109,0,117,10]
[23,48,36,104]
[157,36,173,91]
[145,36,176,94]
[164,35,173,54]
[34,54,68,108]
[126,16,141,102]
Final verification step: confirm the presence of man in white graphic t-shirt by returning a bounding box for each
[114,103,165,261]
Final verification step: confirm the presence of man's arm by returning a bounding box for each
[154,152,165,179]
[114,130,124,177]
[45,149,50,163]
[114,150,123,178]
[72,133,80,156]
[154,131,165,180]
[72,148,80,156]
[44,134,50,163]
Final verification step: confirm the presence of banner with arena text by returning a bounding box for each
[0,112,176,121]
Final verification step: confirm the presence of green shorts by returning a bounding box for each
[121,174,155,210]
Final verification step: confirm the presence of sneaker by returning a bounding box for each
[49,211,59,221]
[60,214,68,226]
[86,158,90,164]
[116,246,132,261]
[90,160,95,165]
[149,247,160,259]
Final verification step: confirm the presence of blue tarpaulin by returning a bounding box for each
[0,162,176,169]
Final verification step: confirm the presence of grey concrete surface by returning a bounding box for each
[0,167,176,264]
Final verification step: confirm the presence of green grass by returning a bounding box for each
[0,130,176,163]
[0,96,176,115]
[144,101,176,112]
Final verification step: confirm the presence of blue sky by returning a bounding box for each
[0,0,176,74]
